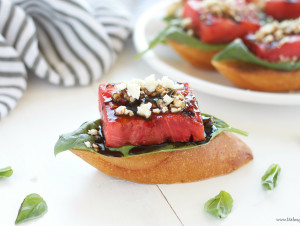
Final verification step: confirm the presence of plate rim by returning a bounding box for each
[133,0,300,106]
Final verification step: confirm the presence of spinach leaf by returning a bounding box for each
[0,166,13,178]
[261,164,281,190]
[213,39,300,71]
[136,19,226,59]
[54,114,247,158]
[15,193,48,224]
[204,190,233,218]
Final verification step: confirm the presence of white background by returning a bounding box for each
[1,1,300,226]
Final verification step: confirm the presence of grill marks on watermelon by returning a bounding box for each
[266,0,300,20]
[98,83,205,148]
[182,0,260,44]
[244,35,300,62]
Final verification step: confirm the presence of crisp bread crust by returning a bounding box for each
[212,60,300,92]
[71,132,253,184]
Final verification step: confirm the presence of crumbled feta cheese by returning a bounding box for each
[160,76,184,89]
[115,106,126,115]
[127,83,140,99]
[181,18,192,28]
[84,141,91,148]
[144,74,158,92]
[88,129,98,136]
[187,29,194,36]
[137,102,152,118]
[171,107,182,113]
[116,82,126,91]
[153,108,161,114]
[132,79,145,87]
[163,94,174,105]
[115,106,134,116]
[162,106,168,113]
[111,75,188,118]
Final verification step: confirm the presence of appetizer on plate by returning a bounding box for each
[139,0,260,70]
[55,75,253,184]
[212,19,300,92]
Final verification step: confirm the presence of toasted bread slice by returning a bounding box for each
[71,132,253,184]
[212,60,300,92]
[167,40,221,70]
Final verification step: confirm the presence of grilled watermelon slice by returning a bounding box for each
[98,83,205,148]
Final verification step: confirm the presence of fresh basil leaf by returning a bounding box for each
[202,113,248,137]
[204,190,233,218]
[0,166,13,178]
[136,18,226,59]
[54,120,100,156]
[15,193,48,224]
[54,114,247,158]
[261,164,281,190]
[213,39,300,71]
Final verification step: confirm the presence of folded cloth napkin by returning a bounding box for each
[0,0,131,119]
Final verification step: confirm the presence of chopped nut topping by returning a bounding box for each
[191,0,254,22]
[162,106,168,113]
[163,94,174,105]
[115,106,134,116]
[253,18,300,45]
[112,75,187,118]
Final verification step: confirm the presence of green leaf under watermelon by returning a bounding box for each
[54,114,247,158]
[136,18,226,59]
[213,39,300,71]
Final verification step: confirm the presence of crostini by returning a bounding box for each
[212,19,300,92]
[55,75,252,184]
[140,0,260,70]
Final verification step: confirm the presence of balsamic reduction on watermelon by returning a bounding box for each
[92,116,215,157]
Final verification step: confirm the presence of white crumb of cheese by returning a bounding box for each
[88,129,98,136]
[144,74,158,92]
[160,76,184,89]
[116,82,127,91]
[163,94,174,105]
[126,82,140,99]
[153,108,161,114]
[137,102,152,118]
[84,141,92,148]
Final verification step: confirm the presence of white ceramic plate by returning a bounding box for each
[133,0,300,105]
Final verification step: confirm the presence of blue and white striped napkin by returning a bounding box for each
[0,0,131,119]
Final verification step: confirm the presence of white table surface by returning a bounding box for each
[1,35,300,226]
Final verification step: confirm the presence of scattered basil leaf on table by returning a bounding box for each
[54,114,247,157]
[213,39,300,71]
[204,190,233,219]
[261,164,281,190]
[0,166,13,178]
[15,193,48,224]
